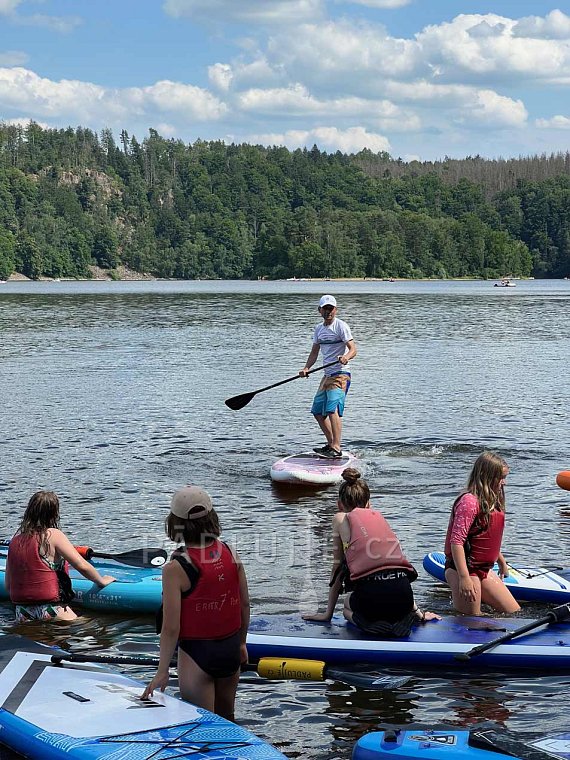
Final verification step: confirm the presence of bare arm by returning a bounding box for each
[300,344,320,376]
[450,543,477,601]
[303,516,345,622]
[141,561,181,699]
[235,551,250,663]
[50,530,115,587]
[339,338,357,365]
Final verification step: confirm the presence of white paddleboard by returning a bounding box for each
[270,451,358,485]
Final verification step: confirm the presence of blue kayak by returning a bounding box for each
[0,546,163,614]
[353,725,570,760]
[0,634,287,759]
[423,551,570,604]
[247,611,570,672]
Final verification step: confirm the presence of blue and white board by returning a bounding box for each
[0,635,287,759]
[352,726,570,760]
[423,551,570,605]
[0,546,163,614]
[270,451,358,485]
[247,613,570,672]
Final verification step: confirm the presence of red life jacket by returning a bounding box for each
[178,540,241,640]
[445,495,505,572]
[7,533,62,604]
[345,508,417,581]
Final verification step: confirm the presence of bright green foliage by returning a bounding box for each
[0,121,568,279]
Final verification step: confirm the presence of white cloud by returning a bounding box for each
[536,115,570,129]
[513,10,570,40]
[163,0,323,25]
[13,13,82,33]
[0,68,228,125]
[341,0,413,7]
[459,90,527,128]
[0,0,22,13]
[0,49,28,65]
[154,122,178,137]
[208,63,234,92]
[248,125,390,153]
[3,116,50,129]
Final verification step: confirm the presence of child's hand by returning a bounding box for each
[497,557,509,579]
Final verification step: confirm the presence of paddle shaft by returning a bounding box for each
[0,539,166,569]
[225,359,342,409]
[50,651,408,690]
[456,603,570,661]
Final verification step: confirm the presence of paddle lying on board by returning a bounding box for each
[225,359,341,411]
[455,602,570,661]
[0,539,167,569]
[51,651,411,691]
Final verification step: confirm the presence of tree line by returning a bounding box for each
[0,121,569,281]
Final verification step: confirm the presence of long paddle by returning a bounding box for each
[455,603,570,662]
[51,651,410,691]
[225,360,341,411]
[0,539,167,569]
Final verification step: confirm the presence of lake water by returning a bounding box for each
[1,278,570,758]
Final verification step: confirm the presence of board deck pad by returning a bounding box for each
[0,635,287,759]
[423,551,570,604]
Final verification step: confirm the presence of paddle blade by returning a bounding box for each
[91,547,167,568]
[225,392,256,410]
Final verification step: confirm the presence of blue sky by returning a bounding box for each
[1,0,569,160]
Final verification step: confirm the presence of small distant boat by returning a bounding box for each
[494,278,516,288]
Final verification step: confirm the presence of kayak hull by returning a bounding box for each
[0,635,286,759]
[247,613,570,672]
[270,451,358,485]
[423,551,570,604]
[0,547,162,614]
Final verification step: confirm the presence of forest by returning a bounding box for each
[0,121,569,281]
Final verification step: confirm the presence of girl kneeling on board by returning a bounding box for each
[303,468,439,636]
[444,451,520,616]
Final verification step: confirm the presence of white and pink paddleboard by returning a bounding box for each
[270,451,358,485]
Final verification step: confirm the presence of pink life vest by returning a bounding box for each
[178,540,241,640]
[344,508,417,581]
[7,533,62,604]
[444,494,505,572]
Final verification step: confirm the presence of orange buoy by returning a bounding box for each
[556,471,570,491]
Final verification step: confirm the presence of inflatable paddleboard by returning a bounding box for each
[247,612,570,672]
[0,546,163,614]
[270,451,358,485]
[353,725,570,760]
[0,634,287,759]
[423,551,570,604]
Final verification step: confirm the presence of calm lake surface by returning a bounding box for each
[1,278,570,758]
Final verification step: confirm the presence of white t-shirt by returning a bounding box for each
[313,318,353,376]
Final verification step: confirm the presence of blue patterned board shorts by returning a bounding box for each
[14,603,61,623]
[311,373,351,418]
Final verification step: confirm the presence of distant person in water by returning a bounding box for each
[303,469,440,635]
[444,451,520,616]
[142,486,250,722]
[6,491,116,622]
[299,295,357,458]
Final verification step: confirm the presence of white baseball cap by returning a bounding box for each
[319,295,337,308]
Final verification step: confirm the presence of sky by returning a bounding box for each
[0,0,570,160]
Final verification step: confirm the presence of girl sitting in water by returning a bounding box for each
[444,451,520,616]
[6,490,116,622]
[303,468,439,636]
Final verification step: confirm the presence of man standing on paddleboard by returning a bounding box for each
[299,295,357,458]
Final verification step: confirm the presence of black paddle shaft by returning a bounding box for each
[456,603,570,661]
[225,359,341,410]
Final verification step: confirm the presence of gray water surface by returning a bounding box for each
[1,278,569,758]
